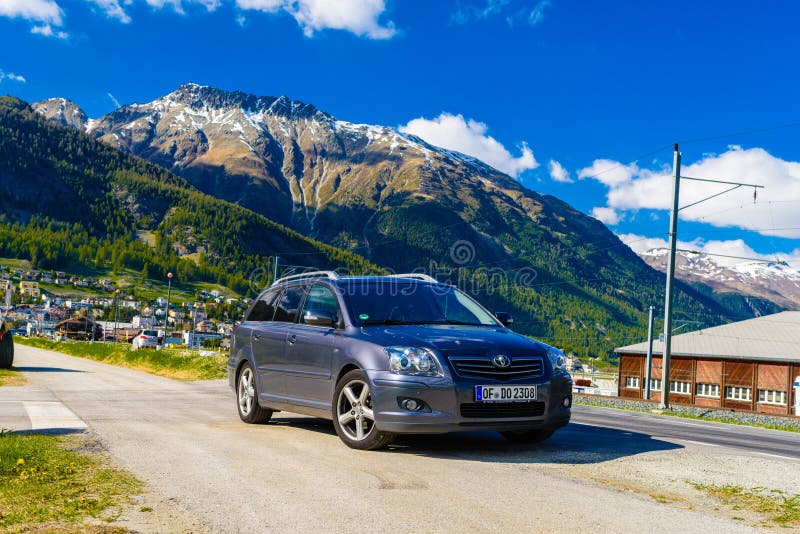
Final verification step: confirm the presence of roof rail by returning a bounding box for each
[386,273,438,283]
[271,271,340,286]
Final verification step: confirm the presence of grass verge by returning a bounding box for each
[0,431,142,532]
[693,483,800,527]
[0,369,26,387]
[15,337,226,381]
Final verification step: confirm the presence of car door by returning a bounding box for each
[265,283,309,402]
[283,284,340,408]
[246,288,284,400]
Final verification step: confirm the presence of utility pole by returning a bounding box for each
[644,305,654,400]
[658,144,764,409]
[660,144,681,409]
[114,289,120,343]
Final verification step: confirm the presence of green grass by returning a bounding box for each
[0,431,142,532]
[0,369,26,387]
[15,337,226,381]
[693,483,800,527]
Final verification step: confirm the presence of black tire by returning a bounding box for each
[0,331,13,370]
[332,369,395,450]
[501,428,555,444]
[236,362,273,424]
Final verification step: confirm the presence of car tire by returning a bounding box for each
[236,362,273,424]
[501,428,555,444]
[332,369,395,450]
[0,331,14,370]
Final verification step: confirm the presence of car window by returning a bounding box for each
[342,282,497,326]
[247,289,280,322]
[300,285,340,325]
[143,330,158,336]
[273,285,307,323]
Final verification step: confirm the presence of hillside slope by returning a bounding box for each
[0,97,377,294]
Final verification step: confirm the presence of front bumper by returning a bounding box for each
[367,370,572,434]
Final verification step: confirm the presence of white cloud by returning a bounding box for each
[582,146,800,239]
[0,0,68,37]
[591,207,622,225]
[236,0,396,39]
[618,233,800,268]
[399,112,538,178]
[0,69,26,83]
[31,23,68,38]
[548,159,571,182]
[0,0,63,25]
[578,159,642,187]
[107,92,121,108]
[86,0,131,23]
[526,0,550,26]
[1,0,392,39]
[453,0,552,28]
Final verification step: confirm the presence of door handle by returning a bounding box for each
[253,333,261,341]
[287,334,297,344]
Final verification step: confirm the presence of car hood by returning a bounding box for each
[359,325,550,356]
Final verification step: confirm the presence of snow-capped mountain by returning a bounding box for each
[34,83,500,232]
[640,248,800,309]
[32,97,88,129]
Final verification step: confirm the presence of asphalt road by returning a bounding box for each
[572,404,800,461]
[4,344,794,532]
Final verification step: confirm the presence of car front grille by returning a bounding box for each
[448,355,544,380]
[460,402,546,418]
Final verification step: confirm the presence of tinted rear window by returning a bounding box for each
[143,330,158,336]
[273,285,307,323]
[247,288,280,322]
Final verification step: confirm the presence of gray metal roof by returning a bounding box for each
[615,311,800,363]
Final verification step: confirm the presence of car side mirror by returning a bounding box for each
[495,312,514,327]
[303,309,337,327]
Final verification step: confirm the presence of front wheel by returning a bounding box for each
[332,370,395,450]
[501,428,555,444]
[237,362,273,424]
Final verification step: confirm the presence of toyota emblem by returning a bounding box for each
[492,354,511,368]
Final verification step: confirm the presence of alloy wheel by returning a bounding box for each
[336,379,375,441]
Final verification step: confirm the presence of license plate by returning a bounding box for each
[475,385,537,403]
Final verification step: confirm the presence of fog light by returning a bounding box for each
[403,399,420,411]
[562,397,572,408]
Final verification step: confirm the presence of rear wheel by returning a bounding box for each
[501,428,554,444]
[237,363,272,424]
[0,331,13,369]
[333,370,395,450]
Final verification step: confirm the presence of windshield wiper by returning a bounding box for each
[361,319,414,325]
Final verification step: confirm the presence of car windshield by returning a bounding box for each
[341,281,498,326]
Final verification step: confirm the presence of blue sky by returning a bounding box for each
[1,0,798,265]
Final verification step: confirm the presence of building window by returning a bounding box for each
[758,390,786,405]
[624,376,640,389]
[649,379,662,391]
[725,386,752,402]
[669,381,691,395]
[696,383,720,398]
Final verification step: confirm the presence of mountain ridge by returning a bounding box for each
[639,248,800,309]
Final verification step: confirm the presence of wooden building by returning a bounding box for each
[615,311,800,416]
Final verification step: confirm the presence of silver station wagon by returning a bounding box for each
[228,272,572,450]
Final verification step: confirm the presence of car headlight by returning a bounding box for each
[385,347,440,376]
[547,346,568,372]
